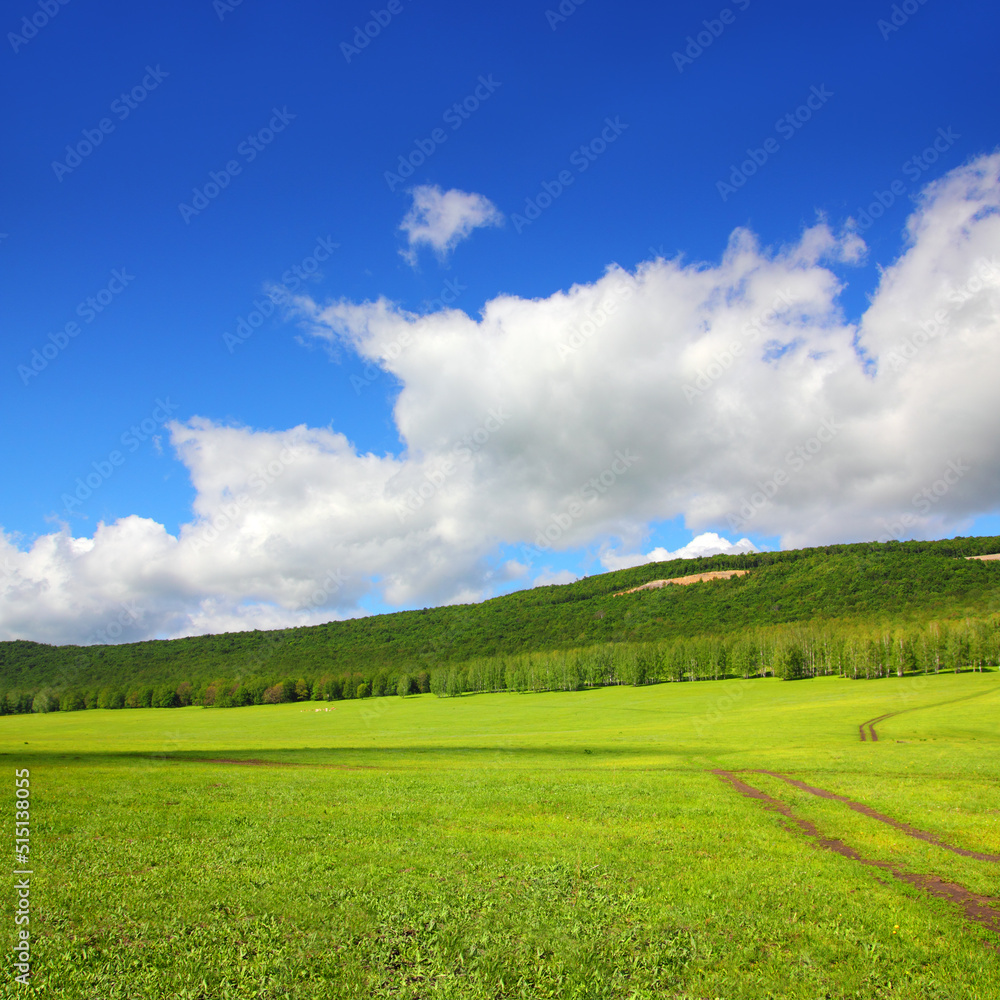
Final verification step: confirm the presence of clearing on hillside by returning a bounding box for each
[613,568,749,595]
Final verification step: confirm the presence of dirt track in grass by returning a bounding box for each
[858,685,999,741]
[713,769,1000,946]
[858,713,895,741]
[752,770,1000,862]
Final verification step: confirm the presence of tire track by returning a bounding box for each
[753,770,1000,862]
[859,713,893,741]
[713,769,1000,945]
[858,686,998,742]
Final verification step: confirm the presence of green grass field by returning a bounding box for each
[2,672,998,999]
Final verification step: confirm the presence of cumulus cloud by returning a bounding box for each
[600,532,759,572]
[532,569,579,588]
[3,154,1000,644]
[399,185,503,264]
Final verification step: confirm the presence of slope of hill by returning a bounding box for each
[1,536,999,707]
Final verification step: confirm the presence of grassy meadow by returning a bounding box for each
[2,672,998,998]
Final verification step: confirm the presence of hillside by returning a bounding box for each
[2,536,999,708]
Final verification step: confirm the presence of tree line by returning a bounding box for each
[3,613,996,715]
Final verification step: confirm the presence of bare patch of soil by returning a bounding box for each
[613,570,749,596]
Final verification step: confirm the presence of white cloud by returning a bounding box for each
[3,154,1000,644]
[600,532,759,572]
[399,185,503,264]
[532,568,579,588]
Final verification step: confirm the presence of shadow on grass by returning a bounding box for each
[7,744,716,768]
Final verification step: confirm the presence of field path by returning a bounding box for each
[713,769,1000,945]
[753,770,1000,862]
[858,713,894,741]
[858,686,999,742]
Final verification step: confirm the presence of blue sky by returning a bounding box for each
[3,0,1000,643]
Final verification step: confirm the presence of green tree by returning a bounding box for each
[33,688,59,713]
[202,679,228,706]
[152,685,178,708]
[7,691,34,714]
[778,644,805,680]
[60,690,86,711]
[430,670,447,697]
[98,688,124,709]
[214,684,235,708]
[945,626,969,673]
[667,641,688,682]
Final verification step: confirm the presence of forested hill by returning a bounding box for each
[2,536,999,705]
